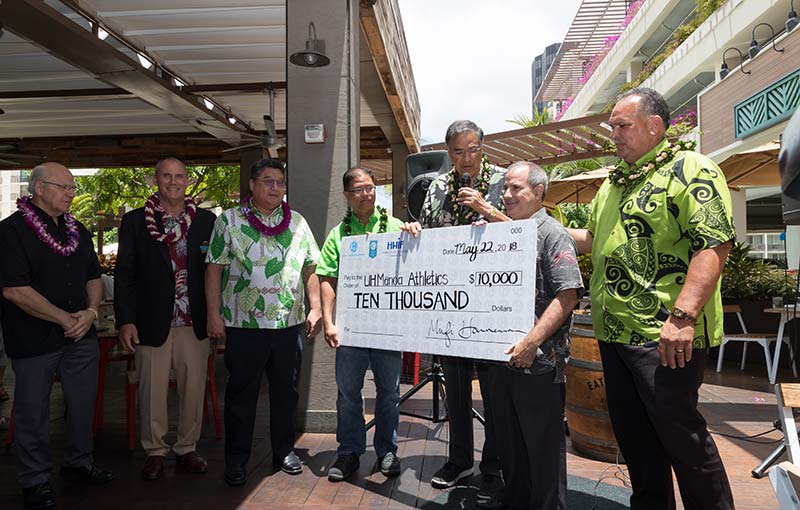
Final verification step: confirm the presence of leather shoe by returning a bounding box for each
[279,451,303,475]
[224,464,247,487]
[59,464,115,483]
[176,451,208,474]
[141,456,165,480]
[22,482,56,509]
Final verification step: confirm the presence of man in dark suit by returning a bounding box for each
[114,157,216,480]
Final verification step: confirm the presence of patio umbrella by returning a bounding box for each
[719,142,781,188]
[544,167,611,209]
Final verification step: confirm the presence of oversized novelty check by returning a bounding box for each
[335,219,537,361]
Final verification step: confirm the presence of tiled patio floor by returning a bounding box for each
[0,355,790,509]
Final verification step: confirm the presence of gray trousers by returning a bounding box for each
[11,337,99,488]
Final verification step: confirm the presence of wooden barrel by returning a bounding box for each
[565,313,624,463]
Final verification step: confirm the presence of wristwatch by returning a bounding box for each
[670,306,696,323]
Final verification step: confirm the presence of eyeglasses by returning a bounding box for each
[256,179,286,189]
[42,181,78,192]
[348,185,376,195]
[451,145,482,158]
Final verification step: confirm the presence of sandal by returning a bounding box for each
[0,386,9,401]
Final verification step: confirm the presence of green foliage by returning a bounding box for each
[507,104,551,128]
[721,243,797,300]
[553,203,591,229]
[76,165,240,221]
[604,0,725,112]
[578,253,593,290]
[544,156,615,182]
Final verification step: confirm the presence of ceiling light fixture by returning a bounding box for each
[173,77,185,88]
[203,98,215,110]
[289,22,331,68]
[719,47,751,80]
[228,115,237,125]
[137,53,153,70]
[749,22,785,58]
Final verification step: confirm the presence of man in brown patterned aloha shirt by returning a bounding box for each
[482,161,583,510]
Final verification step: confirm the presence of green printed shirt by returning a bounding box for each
[316,208,404,278]
[206,204,320,329]
[418,164,506,228]
[587,139,735,348]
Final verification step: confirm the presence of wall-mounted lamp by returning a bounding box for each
[749,22,785,58]
[720,47,751,80]
[788,0,799,32]
[289,22,330,68]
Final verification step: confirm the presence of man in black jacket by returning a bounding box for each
[114,157,216,480]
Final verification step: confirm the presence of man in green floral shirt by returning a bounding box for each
[569,88,734,510]
[205,158,322,486]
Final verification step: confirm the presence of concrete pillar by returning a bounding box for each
[626,60,644,83]
[787,226,800,271]
[391,143,410,221]
[730,188,747,243]
[239,146,267,199]
[287,0,359,432]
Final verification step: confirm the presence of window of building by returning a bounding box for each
[746,232,787,264]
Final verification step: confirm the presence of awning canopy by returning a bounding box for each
[544,167,610,208]
[0,0,419,175]
[720,142,781,188]
[423,112,613,167]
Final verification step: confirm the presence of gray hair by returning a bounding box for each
[508,161,549,200]
[445,120,484,146]
[618,87,670,130]
[155,157,186,174]
[28,164,48,195]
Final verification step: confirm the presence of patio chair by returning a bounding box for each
[769,383,800,509]
[716,305,797,379]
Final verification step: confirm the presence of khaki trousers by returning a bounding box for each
[135,326,209,456]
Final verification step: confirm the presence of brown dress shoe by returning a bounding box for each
[141,456,165,480]
[176,451,208,474]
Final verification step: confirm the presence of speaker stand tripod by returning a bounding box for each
[366,360,485,429]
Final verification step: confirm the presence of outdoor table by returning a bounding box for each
[767,307,800,384]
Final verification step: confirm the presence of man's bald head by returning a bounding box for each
[29,162,71,196]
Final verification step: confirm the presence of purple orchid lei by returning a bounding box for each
[144,193,197,243]
[241,197,292,237]
[16,196,80,256]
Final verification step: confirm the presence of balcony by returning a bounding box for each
[699,23,800,157]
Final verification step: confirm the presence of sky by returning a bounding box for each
[398,0,583,145]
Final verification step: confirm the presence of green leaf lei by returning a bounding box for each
[609,140,696,189]
[342,205,388,236]
[447,155,493,224]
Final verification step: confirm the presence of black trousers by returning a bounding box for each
[12,338,99,488]
[598,341,734,510]
[488,366,565,510]
[440,355,500,475]
[224,325,302,467]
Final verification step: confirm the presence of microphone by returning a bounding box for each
[459,173,472,221]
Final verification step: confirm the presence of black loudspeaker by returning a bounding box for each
[405,150,451,221]
[783,192,800,225]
